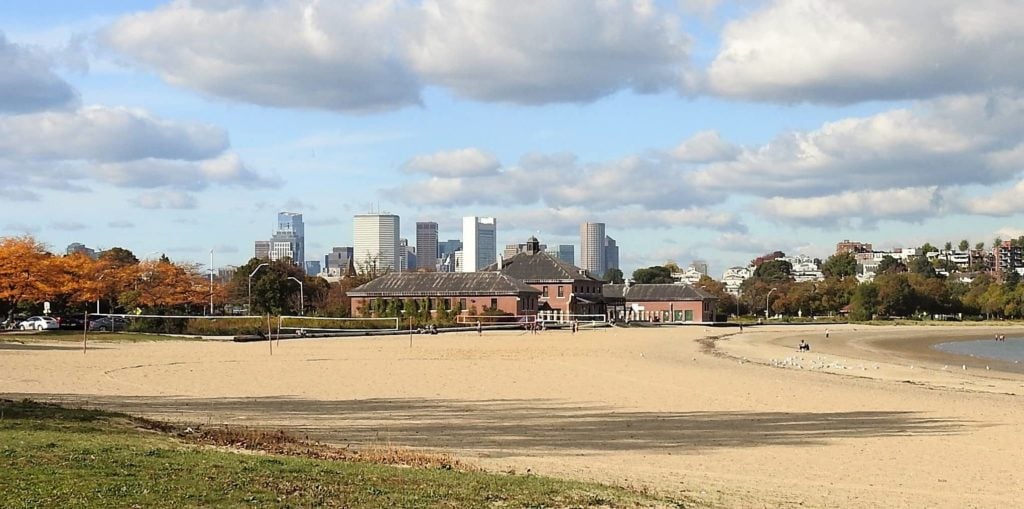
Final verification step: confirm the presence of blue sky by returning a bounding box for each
[3,0,1024,276]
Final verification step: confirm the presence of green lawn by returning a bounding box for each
[0,399,687,508]
[0,330,204,343]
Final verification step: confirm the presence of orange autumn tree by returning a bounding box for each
[51,253,105,309]
[0,236,60,320]
[134,260,211,311]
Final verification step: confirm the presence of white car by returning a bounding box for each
[19,316,59,331]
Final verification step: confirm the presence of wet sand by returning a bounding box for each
[2,325,1023,508]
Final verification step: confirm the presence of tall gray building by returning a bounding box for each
[269,212,304,266]
[415,222,438,271]
[546,244,574,265]
[254,240,270,260]
[324,246,354,276]
[604,236,619,273]
[580,222,606,276]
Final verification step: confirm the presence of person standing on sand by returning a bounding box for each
[825,329,830,339]
[477,320,482,336]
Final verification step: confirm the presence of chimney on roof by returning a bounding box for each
[498,254,503,270]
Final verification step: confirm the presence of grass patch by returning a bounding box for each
[0,399,688,508]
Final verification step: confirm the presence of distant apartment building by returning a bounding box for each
[780,254,824,282]
[324,247,354,276]
[721,266,753,295]
[217,265,238,282]
[604,236,619,273]
[580,222,606,277]
[461,216,496,272]
[993,241,1024,277]
[415,222,438,271]
[353,213,401,274]
[254,240,270,260]
[689,260,708,276]
[546,244,575,265]
[672,267,705,285]
[65,243,98,259]
[836,240,873,254]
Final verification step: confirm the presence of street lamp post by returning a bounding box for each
[209,249,214,316]
[766,287,778,320]
[287,276,304,316]
[247,263,270,314]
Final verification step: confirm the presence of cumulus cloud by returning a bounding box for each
[402,148,501,177]
[693,91,1024,197]
[670,130,739,163]
[759,187,949,227]
[0,33,79,113]
[103,0,421,112]
[134,190,197,209]
[93,154,280,190]
[707,0,1024,103]
[103,0,689,109]
[391,151,720,211]
[960,180,1024,217]
[0,106,228,162]
[407,0,689,104]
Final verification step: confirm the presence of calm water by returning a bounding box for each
[933,338,1024,363]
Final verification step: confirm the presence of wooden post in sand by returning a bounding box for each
[83,310,88,353]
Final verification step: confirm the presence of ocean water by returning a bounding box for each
[933,338,1024,363]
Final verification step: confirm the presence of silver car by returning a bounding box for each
[19,316,60,331]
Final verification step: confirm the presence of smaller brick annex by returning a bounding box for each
[603,283,718,323]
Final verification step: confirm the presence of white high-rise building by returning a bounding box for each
[580,222,606,276]
[461,216,496,272]
[353,213,401,274]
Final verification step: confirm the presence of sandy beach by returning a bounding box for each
[2,324,1023,508]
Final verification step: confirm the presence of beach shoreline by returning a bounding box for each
[3,325,1023,508]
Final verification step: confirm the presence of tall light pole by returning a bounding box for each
[248,263,269,313]
[287,276,304,316]
[766,287,778,319]
[209,248,214,315]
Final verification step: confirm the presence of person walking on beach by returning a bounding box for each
[825,328,830,339]
[476,320,482,336]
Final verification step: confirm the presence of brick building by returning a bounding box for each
[348,272,540,318]
[603,283,717,323]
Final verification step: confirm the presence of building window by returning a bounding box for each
[459,298,467,310]
[542,286,548,297]
[557,286,564,298]
[490,298,498,309]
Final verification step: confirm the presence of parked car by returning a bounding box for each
[57,315,86,330]
[88,316,129,331]
[19,316,60,331]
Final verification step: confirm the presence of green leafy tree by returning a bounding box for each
[876,255,906,274]
[959,240,970,251]
[908,256,937,278]
[821,252,857,279]
[849,282,879,321]
[920,243,938,254]
[696,275,739,317]
[232,258,305,314]
[632,266,674,284]
[752,259,793,283]
[875,274,916,317]
[603,267,625,284]
[99,247,139,267]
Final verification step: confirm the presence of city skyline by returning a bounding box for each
[3,2,1023,278]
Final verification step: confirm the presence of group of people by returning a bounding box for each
[994,333,1007,342]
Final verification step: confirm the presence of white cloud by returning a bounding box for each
[759,187,948,226]
[103,0,690,110]
[103,0,421,113]
[960,180,1024,217]
[708,0,1024,103]
[93,154,280,190]
[408,0,690,104]
[134,190,197,210]
[0,32,79,113]
[108,220,135,228]
[693,92,1024,197]
[402,148,501,177]
[50,221,87,231]
[670,130,739,163]
[0,106,228,162]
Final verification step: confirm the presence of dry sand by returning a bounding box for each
[2,324,1023,508]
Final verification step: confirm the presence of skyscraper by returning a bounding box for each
[254,240,270,260]
[580,222,606,276]
[415,222,438,271]
[269,212,304,266]
[461,216,496,272]
[604,236,619,273]
[353,213,401,274]
[546,244,575,265]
